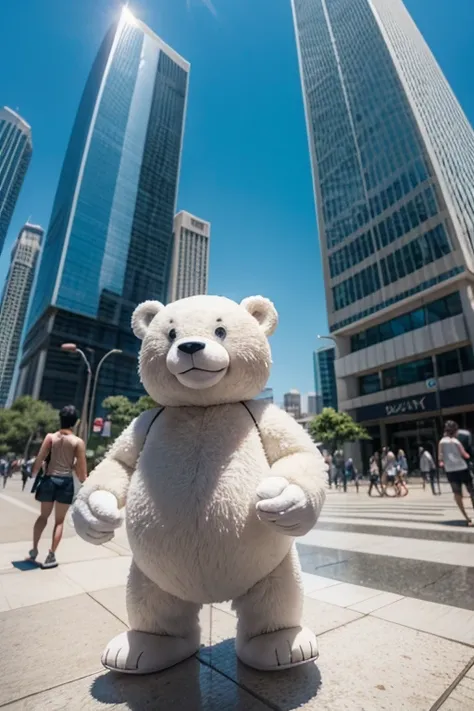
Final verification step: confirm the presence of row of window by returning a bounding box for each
[333,264,381,311]
[359,346,474,396]
[329,186,439,279]
[332,224,452,312]
[366,159,428,208]
[330,266,465,332]
[350,292,462,352]
[374,187,438,249]
[380,224,451,287]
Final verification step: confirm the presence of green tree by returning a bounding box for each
[0,397,59,457]
[308,408,370,453]
[101,394,157,440]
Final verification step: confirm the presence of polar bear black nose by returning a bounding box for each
[178,341,206,355]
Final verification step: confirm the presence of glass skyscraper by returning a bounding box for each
[313,346,338,412]
[0,108,32,256]
[0,223,43,407]
[168,211,210,301]
[17,8,189,413]
[293,0,474,465]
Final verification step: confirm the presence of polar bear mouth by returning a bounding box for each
[178,366,227,375]
[175,365,228,390]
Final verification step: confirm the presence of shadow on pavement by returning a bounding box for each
[11,560,40,571]
[90,639,322,710]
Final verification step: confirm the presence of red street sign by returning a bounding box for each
[93,417,104,433]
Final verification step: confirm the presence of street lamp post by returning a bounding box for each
[61,344,92,442]
[87,349,122,442]
[60,344,122,445]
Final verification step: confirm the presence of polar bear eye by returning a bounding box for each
[215,326,227,340]
[168,328,177,341]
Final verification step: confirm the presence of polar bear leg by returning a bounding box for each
[102,561,201,675]
[233,546,318,671]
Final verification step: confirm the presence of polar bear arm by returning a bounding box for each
[79,408,161,508]
[247,401,327,519]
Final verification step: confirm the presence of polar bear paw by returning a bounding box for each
[236,626,318,671]
[101,630,199,675]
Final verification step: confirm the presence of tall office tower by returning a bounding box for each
[0,108,33,256]
[313,346,338,412]
[255,387,274,404]
[17,8,189,414]
[307,392,320,416]
[283,389,301,419]
[293,0,474,464]
[0,223,42,407]
[168,211,210,301]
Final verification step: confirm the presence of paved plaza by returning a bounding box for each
[0,477,474,710]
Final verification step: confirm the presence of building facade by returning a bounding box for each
[293,0,474,467]
[0,223,42,406]
[313,346,338,412]
[283,389,301,419]
[0,108,32,256]
[168,211,210,301]
[255,387,274,403]
[17,8,189,415]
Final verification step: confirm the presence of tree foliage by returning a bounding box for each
[0,397,59,457]
[101,394,157,439]
[308,408,370,452]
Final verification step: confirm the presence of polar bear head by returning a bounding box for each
[131,294,278,407]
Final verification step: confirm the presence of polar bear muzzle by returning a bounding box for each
[166,336,230,390]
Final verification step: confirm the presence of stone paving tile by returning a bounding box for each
[60,556,132,592]
[349,591,404,614]
[199,615,472,711]
[2,663,270,711]
[0,594,125,707]
[307,581,384,607]
[0,567,83,609]
[0,536,116,572]
[373,596,474,647]
[90,585,128,624]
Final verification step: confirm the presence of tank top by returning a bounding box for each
[439,437,467,472]
[47,432,79,476]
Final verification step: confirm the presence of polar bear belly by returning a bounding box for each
[125,405,293,603]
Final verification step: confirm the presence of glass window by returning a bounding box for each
[426,299,448,324]
[410,239,424,270]
[366,326,379,347]
[445,292,462,317]
[380,189,388,211]
[401,173,410,194]
[425,186,438,217]
[393,211,404,238]
[460,346,474,372]
[396,357,433,386]
[383,367,397,389]
[379,220,388,247]
[387,185,395,206]
[386,216,396,243]
[359,373,381,395]
[394,250,406,279]
[400,205,411,233]
[437,349,460,377]
[378,320,394,341]
[385,253,396,284]
[407,200,420,229]
[415,193,428,223]
[410,308,426,330]
[391,313,412,337]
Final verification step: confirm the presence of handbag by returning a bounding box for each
[31,452,51,494]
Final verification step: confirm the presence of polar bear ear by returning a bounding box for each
[131,300,164,340]
[240,296,278,336]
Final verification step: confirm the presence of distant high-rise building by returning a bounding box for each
[0,108,32,256]
[293,0,474,464]
[168,211,210,302]
[283,389,301,419]
[307,392,320,416]
[17,8,189,414]
[313,347,338,412]
[0,223,42,406]
[255,387,274,403]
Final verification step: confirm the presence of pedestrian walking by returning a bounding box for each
[0,457,8,488]
[419,446,439,495]
[438,420,474,526]
[345,457,359,493]
[27,405,88,568]
[396,449,409,495]
[381,446,397,494]
[368,453,382,496]
[334,449,346,492]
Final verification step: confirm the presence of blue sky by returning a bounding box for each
[1,0,474,404]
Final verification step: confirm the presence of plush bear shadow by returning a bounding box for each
[90,639,322,710]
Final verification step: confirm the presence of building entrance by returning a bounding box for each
[386,419,439,473]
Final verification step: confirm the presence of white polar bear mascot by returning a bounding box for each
[72,294,327,674]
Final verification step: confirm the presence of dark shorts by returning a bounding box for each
[35,475,74,505]
[446,469,473,496]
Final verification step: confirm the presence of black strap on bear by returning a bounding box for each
[142,402,264,449]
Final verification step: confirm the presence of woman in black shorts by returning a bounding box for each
[27,406,87,567]
[438,420,474,526]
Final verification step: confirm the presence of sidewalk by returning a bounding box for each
[0,481,473,710]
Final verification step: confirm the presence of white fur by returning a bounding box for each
[72,294,327,673]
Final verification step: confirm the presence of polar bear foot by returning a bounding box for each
[236,626,318,672]
[101,630,199,675]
